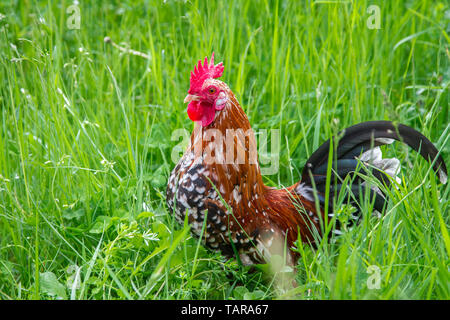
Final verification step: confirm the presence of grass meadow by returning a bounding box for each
[0,0,449,300]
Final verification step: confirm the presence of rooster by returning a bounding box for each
[166,54,447,266]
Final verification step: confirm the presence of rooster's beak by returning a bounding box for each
[184,94,200,103]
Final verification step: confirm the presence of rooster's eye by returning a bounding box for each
[208,87,216,94]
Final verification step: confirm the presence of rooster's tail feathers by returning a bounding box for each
[298,121,447,214]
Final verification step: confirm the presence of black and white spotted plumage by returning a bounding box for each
[166,150,258,260]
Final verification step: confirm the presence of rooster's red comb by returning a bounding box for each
[188,53,224,94]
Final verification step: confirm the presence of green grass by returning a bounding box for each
[0,0,449,300]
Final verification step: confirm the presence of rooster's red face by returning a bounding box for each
[184,53,227,127]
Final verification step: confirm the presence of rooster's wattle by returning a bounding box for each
[166,54,447,266]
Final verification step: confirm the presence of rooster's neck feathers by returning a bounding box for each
[189,88,266,212]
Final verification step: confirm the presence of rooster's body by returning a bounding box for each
[166,54,447,265]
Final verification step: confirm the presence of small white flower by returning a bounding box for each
[100,159,115,170]
[142,202,151,211]
[81,120,100,128]
[142,231,159,245]
[56,155,71,166]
